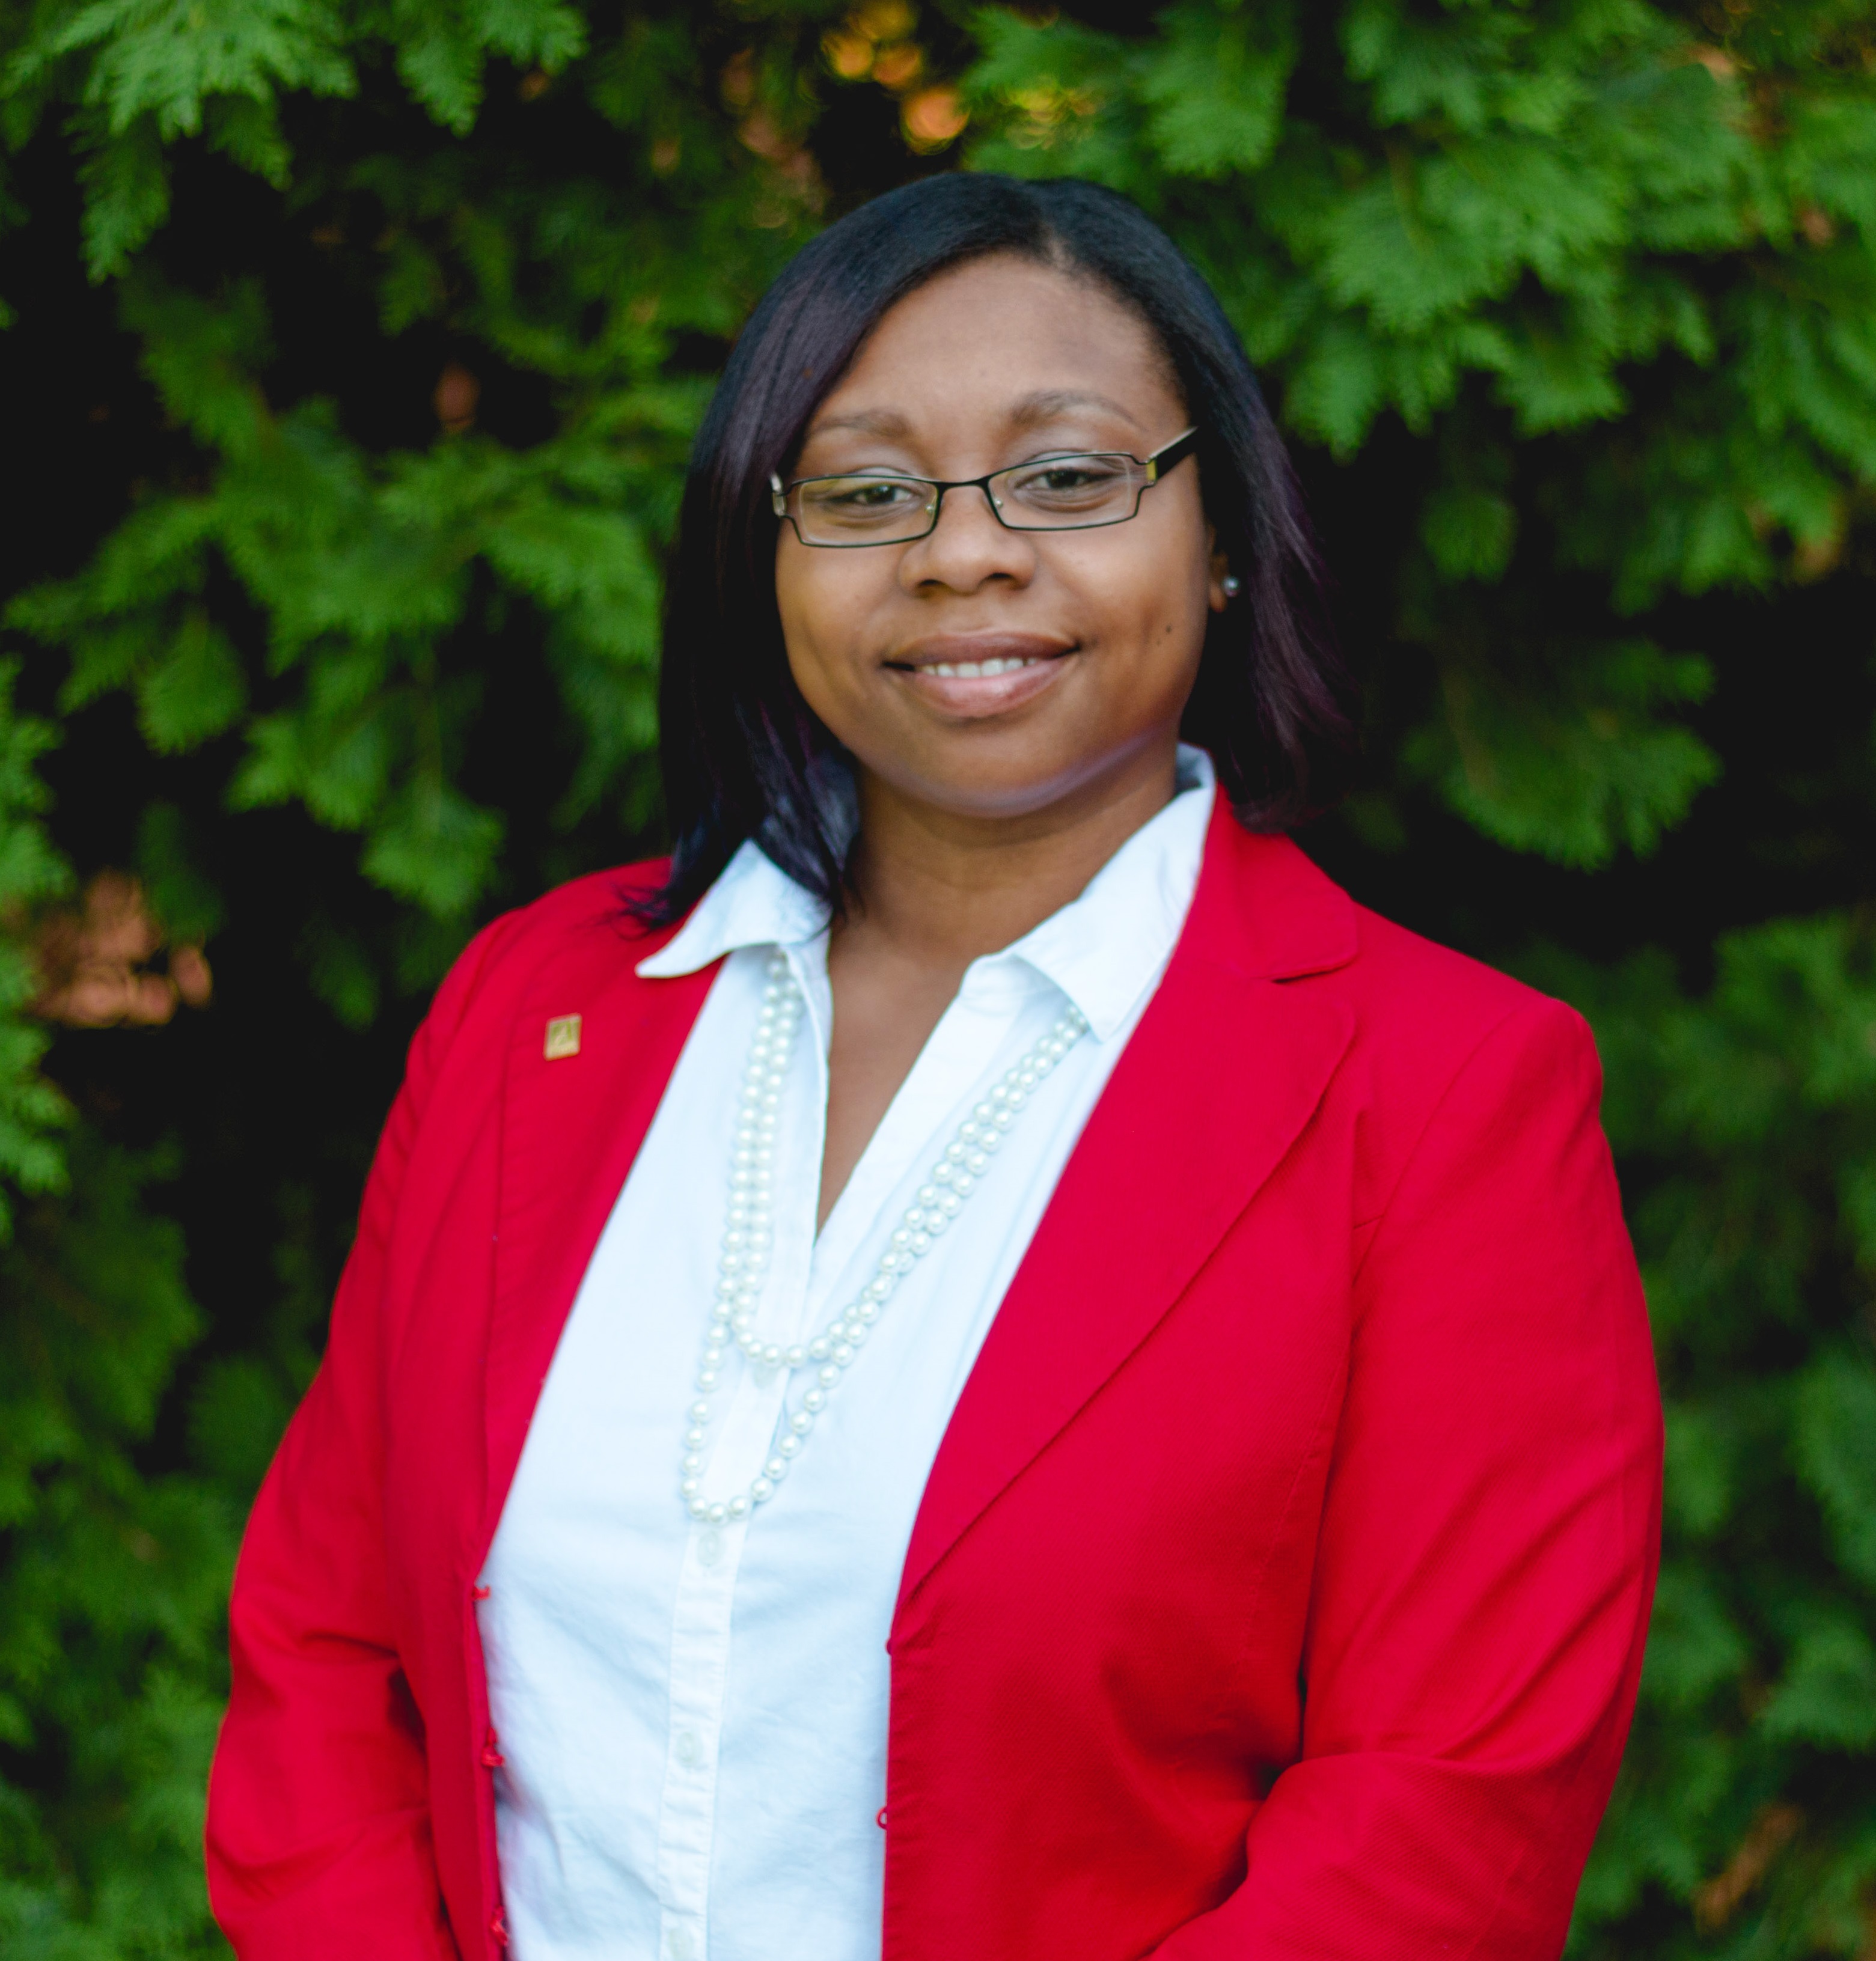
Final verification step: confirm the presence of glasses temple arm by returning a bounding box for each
[1144,427,1199,484]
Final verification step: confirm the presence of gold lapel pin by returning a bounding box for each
[544,1014,582,1060]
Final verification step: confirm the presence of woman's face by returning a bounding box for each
[775,254,1227,826]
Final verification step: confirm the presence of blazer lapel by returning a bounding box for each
[478,920,718,1561]
[895,818,1358,1614]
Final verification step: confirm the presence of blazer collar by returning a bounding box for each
[894,805,1358,1617]
[1187,793,1359,984]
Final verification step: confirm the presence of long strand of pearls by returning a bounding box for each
[679,950,1089,1526]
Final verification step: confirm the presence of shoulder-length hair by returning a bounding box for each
[644,171,1353,923]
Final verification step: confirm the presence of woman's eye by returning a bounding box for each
[1008,458,1128,500]
[814,478,922,510]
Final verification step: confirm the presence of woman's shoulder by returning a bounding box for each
[1216,821,1598,1133]
[1346,900,1581,1050]
[1214,824,1589,1081]
[416,857,679,1053]
[503,856,677,941]
[1330,898,1604,1178]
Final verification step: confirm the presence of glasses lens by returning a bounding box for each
[995,454,1141,529]
[795,475,936,544]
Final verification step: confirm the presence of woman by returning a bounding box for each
[207,174,1661,1961]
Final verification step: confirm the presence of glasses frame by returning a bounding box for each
[771,427,1200,549]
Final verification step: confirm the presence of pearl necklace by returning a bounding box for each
[679,950,1090,1526]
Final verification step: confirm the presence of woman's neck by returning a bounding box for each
[813,733,1183,1230]
[837,738,1182,974]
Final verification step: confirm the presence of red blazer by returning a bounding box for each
[207,799,1661,1961]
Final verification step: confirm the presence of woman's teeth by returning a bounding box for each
[921,656,1044,678]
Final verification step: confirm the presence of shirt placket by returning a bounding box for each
[654,942,827,1961]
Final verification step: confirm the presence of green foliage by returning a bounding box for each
[0,669,73,1229]
[0,0,1872,1953]
[0,1138,230,1959]
[1406,638,1720,867]
[1530,902,1876,1951]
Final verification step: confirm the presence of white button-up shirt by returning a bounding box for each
[480,750,1215,1961]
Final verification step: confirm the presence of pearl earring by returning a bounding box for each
[1220,574,1241,598]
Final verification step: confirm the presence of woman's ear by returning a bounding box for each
[1207,528,1232,613]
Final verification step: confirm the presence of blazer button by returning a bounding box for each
[481,1727,505,1769]
[489,1907,510,1948]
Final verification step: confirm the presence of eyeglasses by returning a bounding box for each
[771,428,1198,548]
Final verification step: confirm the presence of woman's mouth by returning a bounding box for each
[887,636,1075,718]
[921,655,1046,678]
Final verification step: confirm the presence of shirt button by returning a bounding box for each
[696,1527,723,1566]
[674,1730,701,1768]
[667,1926,695,1960]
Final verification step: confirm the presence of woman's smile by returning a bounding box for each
[885,632,1076,718]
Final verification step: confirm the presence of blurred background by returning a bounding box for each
[1,1,1873,1953]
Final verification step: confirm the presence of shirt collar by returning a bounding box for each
[639,747,1217,1043]
[636,836,828,980]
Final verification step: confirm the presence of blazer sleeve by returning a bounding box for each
[205,914,515,1960]
[1158,996,1663,1960]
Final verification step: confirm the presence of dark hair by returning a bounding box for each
[643,171,1354,923]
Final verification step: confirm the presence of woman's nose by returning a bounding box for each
[900,482,1037,590]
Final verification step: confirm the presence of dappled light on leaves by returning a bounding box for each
[822,3,968,156]
[32,871,212,1029]
[902,86,967,153]
[1691,1801,1804,1933]
[432,362,480,435]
